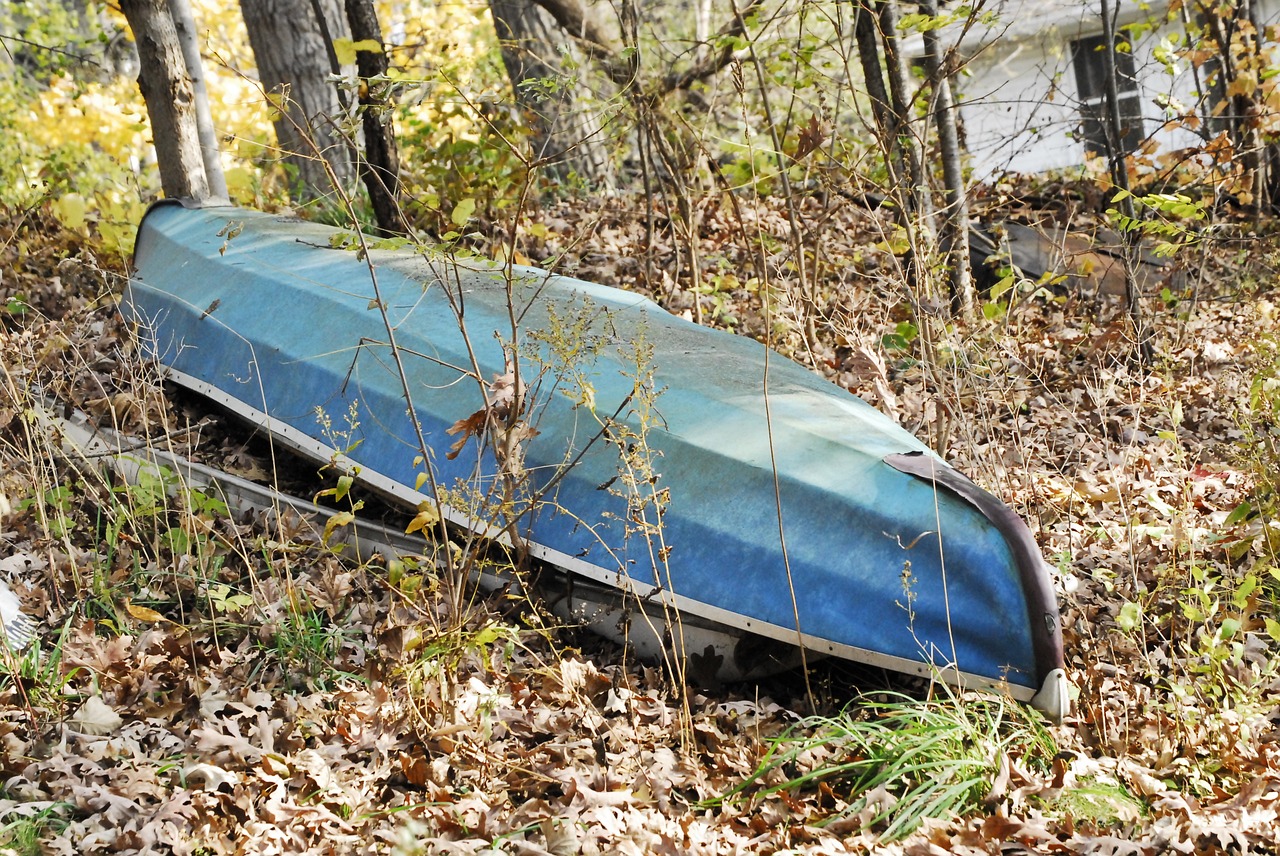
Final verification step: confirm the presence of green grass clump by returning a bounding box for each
[711,689,1057,842]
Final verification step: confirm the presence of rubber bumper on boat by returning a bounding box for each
[1031,667,1070,724]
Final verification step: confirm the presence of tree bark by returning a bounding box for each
[489,0,615,189]
[851,0,892,156]
[1098,0,1149,357]
[852,0,916,224]
[877,0,930,225]
[919,0,973,317]
[871,0,936,300]
[344,0,408,235]
[239,0,353,202]
[118,0,210,200]
[169,0,227,199]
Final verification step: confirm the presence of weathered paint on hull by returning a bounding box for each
[124,202,1068,719]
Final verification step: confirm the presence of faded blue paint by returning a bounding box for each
[126,203,1044,689]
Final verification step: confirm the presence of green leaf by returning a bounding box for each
[322,511,355,545]
[1234,574,1258,608]
[55,193,89,229]
[1218,617,1241,640]
[471,624,506,647]
[1223,501,1253,527]
[1265,618,1280,642]
[1117,601,1142,632]
[1180,601,1206,622]
[451,198,477,227]
[989,274,1015,301]
[333,475,354,503]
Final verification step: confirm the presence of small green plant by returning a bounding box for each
[980,262,1063,322]
[0,618,79,715]
[1041,777,1146,826]
[397,102,532,235]
[266,609,362,691]
[881,319,918,353]
[1107,189,1206,257]
[403,619,518,723]
[19,482,78,539]
[0,799,73,856]
[708,690,1056,842]
[205,583,254,615]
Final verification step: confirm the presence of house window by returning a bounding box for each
[1071,34,1145,155]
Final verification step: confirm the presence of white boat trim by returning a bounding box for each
[157,365,1059,712]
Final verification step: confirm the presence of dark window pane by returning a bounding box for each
[1072,33,1143,154]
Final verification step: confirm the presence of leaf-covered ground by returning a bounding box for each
[1,194,1279,854]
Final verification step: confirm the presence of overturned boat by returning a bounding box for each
[124,201,1069,720]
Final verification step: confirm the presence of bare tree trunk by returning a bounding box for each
[343,0,408,235]
[169,0,227,199]
[118,0,210,200]
[919,0,972,318]
[852,0,915,225]
[695,0,712,62]
[1235,0,1280,214]
[878,0,929,221]
[239,0,353,202]
[1098,0,1149,357]
[1194,0,1280,214]
[851,0,892,160]
[489,0,615,189]
[875,0,936,300]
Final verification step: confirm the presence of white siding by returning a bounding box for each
[940,0,1265,179]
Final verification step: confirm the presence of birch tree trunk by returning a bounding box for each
[169,0,227,199]
[118,0,210,200]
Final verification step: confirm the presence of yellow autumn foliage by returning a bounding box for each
[1,0,506,253]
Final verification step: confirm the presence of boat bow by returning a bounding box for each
[124,201,1070,720]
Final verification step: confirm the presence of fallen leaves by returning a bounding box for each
[4,190,1280,854]
[67,696,123,736]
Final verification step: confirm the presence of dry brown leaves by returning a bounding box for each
[2,193,1280,853]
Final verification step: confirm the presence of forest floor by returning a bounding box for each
[1,189,1279,854]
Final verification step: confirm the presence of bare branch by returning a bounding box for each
[656,0,763,96]
[526,0,615,54]
[525,0,762,95]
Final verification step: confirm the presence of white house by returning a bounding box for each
[930,0,1280,179]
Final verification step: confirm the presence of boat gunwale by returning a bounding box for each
[126,199,1072,720]
[149,358,1042,705]
[884,452,1066,683]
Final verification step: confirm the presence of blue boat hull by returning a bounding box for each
[124,201,1067,719]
